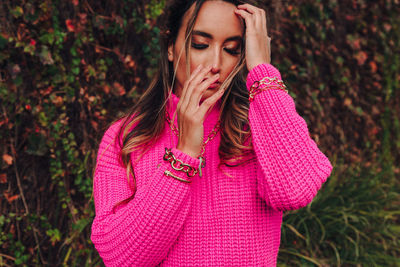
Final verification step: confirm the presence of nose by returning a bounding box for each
[210,48,221,74]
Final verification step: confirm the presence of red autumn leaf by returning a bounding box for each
[52,95,64,107]
[373,81,382,90]
[72,0,79,6]
[30,39,36,46]
[383,23,391,32]
[355,51,368,65]
[103,84,110,94]
[124,55,136,69]
[0,118,9,127]
[329,45,338,53]
[371,105,380,115]
[79,13,87,24]
[368,127,379,136]
[350,38,361,50]
[91,120,98,131]
[369,61,378,73]
[65,19,75,32]
[41,86,53,96]
[1,32,9,39]
[352,0,357,9]
[0,173,7,183]
[95,46,102,54]
[2,154,13,165]
[4,191,19,203]
[113,82,126,96]
[344,98,352,107]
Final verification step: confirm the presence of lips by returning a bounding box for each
[208,81,221,89]
[202,76,221,89]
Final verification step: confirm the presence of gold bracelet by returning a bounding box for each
[249,77,288,102]
[163,148,198,177]
[164,170,191,183]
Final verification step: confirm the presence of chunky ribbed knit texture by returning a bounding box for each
[91,64,333,266]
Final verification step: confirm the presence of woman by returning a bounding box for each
[91,0,333,266]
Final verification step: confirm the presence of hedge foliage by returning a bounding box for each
[0,0,399,266]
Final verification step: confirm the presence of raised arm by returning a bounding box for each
[247,63,333,211]
[91,122,197,266]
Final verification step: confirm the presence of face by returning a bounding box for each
[168,1,244,99]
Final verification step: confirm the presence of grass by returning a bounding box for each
[278,152,400,266]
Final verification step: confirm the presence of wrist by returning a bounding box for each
[248,60,271,72]
[176,144,200,159]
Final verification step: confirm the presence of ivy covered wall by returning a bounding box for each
[0,0,399,266]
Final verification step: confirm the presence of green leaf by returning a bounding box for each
[72,218,91,233]
[39,33,55,45]
[0,35,7,49]
[11,6,23,18]
[72,58,80,66]
[72,67,80,75]
[70,47,78,57]
[46,229,61,244]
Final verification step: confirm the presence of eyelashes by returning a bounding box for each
[192,43,208,50]
[191,43,240,55]
[225,48,240,55]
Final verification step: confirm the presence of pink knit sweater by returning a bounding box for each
[91,64,333,266]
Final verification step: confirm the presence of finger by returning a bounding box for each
[179,65,212,112]
[190,65,213,91]
[237,4,266,32]
[188,73,220,107]
[257,8,267,33]
[184,66,212,109]
[197,88,225,119]
[179,64,203,105]
[179,64,206,110]
[237,4,257,14]
[261,10,268,34]
[234,9,254,29]
[259,9,268,35]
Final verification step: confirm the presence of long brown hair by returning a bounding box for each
[115,0,255,205]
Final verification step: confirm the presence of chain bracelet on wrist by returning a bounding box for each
[249,77,288,102]
[163,148,198,177]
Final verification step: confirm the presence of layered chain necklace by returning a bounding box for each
[166,111,220,177]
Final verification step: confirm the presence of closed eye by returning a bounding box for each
[192,43,241,55]
[224,48,240,55]
[192,43,208,49]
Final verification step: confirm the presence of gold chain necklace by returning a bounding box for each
[165,111,220,176]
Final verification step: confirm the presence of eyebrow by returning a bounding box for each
[192,30,243,42]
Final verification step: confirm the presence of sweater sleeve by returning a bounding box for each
[91,122,198,266]
[247,63,333,211]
